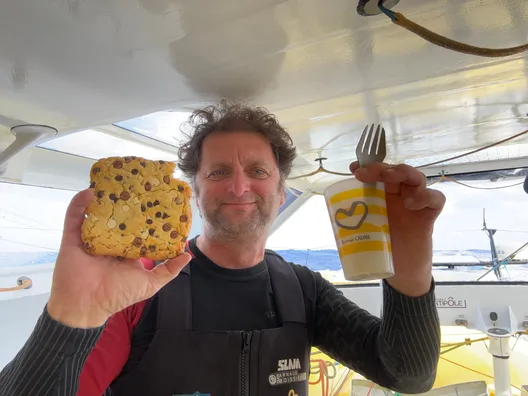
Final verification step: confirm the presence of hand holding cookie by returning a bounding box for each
[47,157,193,329]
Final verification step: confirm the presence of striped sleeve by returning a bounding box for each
[313,278,440,393]
[0,305,104,396]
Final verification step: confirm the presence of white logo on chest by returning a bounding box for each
[277,358,301,371]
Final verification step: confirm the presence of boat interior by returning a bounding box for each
[0,0,527,394]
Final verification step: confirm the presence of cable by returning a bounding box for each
[287,128,528,186]
[415,129,528,169]
[427,174,524,190]
[378,4,528,58]
[0,277,32,293]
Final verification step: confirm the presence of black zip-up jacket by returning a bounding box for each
[0,242,440,395]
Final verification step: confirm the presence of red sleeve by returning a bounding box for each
[76,259,155,396]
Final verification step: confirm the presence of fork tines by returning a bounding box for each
[356,124,387,166]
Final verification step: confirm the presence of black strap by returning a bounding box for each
[265,251,306,325]
[156,263,191,330]
[155,250,306,330]
[155,242,192,331]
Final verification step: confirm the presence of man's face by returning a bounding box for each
[194,131,286,240]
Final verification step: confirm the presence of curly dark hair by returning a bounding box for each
[177,100,297,182]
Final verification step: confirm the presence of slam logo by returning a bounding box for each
[269,358,307,386]
[277,358,301,371]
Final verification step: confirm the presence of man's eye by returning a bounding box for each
[251,168,268,177]
[209,170,227,178]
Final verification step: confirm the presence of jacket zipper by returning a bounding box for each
[240,331,252,396]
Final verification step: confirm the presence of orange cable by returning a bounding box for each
[0,278,32,293]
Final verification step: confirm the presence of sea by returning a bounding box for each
[1,249,527,283]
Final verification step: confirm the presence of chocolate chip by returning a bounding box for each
[162,223,171,232]
[141,205,146,212]
[140,246,147,255]
[132,169,139,175]
[159,160,165,164]
[140,161,146,167]
[115,175,123,181]
[177,185,184,192]
[162,213,169,219]
[90,182,95,188]
[97,190,105,198]
[155,211,162,218]
[120,191,130,200]
[146,219,153,225]
[145,182,151,191]
[147,202,153,208]
[124,156,133,163]
[149,245,156,252]
[109,193,118,202]
[149,229,155,235]
[174,197,182,205]
[153,200,159,206]
[180,215,188,222]
[119,223,126,230]
[133,237,143,247]
[93,167,101,174]
[170,231,179,238]
[113,160,123,169]
[163,176,170,184]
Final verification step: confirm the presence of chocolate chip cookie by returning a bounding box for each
[81,156,192,260]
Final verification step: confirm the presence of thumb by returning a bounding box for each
[61,189,95,248]
[147,252,192,292]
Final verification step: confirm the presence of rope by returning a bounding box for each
[0,278,32,293]
[379,5,528,58]
[286,127,528,184]
[427,174,524,190]
[415,129,528,169]
[440,336,489,355]
[309,335,526,395]
[440,356,523,392]
[329,370,353,396]
[288,167,350,181]
[309,359,333,396]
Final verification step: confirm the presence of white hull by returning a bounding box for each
[2,268,527,394]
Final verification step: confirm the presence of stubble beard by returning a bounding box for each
[202,201,273,243]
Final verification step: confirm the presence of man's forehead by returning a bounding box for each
[201,132,277,166]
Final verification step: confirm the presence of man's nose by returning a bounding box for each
[227,170,251,197]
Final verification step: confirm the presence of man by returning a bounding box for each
[0,101,445,396]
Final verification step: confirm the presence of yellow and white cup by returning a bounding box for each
[323,178,394,281]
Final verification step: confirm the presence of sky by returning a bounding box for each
[267,177,528,257]
[0,177,527,258]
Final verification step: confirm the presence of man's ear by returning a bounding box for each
[279,183,286,207]
[191,178,203,216]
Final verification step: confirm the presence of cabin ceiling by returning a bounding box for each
[1,0,528,192]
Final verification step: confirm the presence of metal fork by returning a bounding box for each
[355,124,386,167]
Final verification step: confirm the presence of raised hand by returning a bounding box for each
[47,189,191,328]
[351,161,446,296]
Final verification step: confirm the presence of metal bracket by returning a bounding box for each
[357,0,400,16]
[0,124,57,176]
[17,276,33,289]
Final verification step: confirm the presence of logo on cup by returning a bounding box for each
[334,201,368,230]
